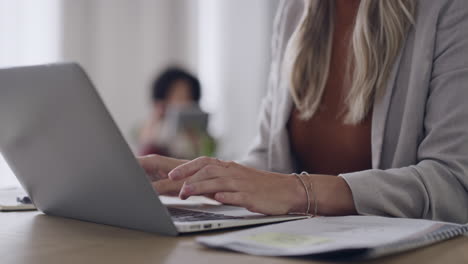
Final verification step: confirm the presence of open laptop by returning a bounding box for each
[0,63,306,235]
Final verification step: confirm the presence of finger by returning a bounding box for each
[156,169,169,180]
[179,178,238,200]
[138,155,160,175]
[213,192,250,209]
[138,154,184,180]
[152,178,184,196]
[169,156,231,180]
[184,165,229,185]
[145,169,168,182]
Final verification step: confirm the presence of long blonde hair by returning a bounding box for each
[288,0,416,124]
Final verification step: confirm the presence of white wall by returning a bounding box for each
[198,0,278,159]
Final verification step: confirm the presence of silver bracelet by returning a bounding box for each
[293,173,310,215]
[301,171,318,217]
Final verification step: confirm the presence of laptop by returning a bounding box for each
[0,63,306,235]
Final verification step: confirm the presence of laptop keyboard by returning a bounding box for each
[168,207,243,222]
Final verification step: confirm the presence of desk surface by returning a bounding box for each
[1,191,467,264]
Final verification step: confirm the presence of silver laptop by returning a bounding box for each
[0,63,305,235]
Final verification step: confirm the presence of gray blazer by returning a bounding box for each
[240,0,468,223]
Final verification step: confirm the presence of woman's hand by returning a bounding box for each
[138,154,187,196]
[168,156,358,216]
[167,157,307,215]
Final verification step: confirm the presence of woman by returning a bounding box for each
[139,0,468,223]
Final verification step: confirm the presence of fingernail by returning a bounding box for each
[169,170,181,180]
[183,184,194,194]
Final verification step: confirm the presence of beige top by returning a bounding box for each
[240,0,468,224]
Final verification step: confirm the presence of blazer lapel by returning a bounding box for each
[371,44,406,169]
[269,84,295,173]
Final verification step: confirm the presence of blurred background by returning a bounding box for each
[0,0,280,188]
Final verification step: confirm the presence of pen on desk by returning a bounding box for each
[17,196,32,204]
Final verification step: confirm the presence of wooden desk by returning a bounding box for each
[1,195,467,264]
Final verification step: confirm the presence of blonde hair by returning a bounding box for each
[288,0,416,124]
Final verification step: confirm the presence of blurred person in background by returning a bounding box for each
[138,67,215,159]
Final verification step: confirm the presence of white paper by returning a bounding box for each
[197,216,461,256]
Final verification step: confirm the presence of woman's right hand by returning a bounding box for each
[138,154,187,196]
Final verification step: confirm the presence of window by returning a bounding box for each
[0,0,61,188]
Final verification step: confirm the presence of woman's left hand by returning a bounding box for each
[167,157,307,215]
